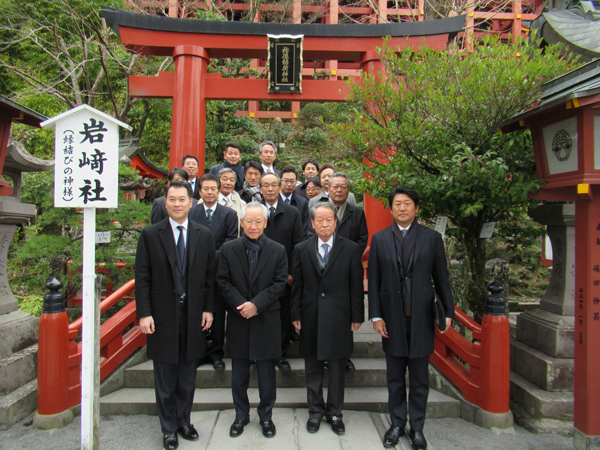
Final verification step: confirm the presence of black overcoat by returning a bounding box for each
[263,200,303,274]
[368,222,454,359]
[291,235,364,360]
[217,237,288,360]
[135,218,216,364]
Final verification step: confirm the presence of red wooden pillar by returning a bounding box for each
[574,186,600,442]
[361,51,393,245]
[170,45,209,171]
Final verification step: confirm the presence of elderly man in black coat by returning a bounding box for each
[291,202,364,436]
[217,202,288,439]
[136,181,216,450]
[368,186,454,450]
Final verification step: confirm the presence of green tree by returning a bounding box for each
[337,34,577,320]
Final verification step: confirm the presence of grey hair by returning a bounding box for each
[259,172,281,186]
[258,140,278,154]
[241,201,269,221]
[329,172,351,189]
[309,201,337,220]
[217,167,236,178]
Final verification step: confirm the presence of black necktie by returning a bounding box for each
[269,206,275,224]
[206,208,213,226]
[176,225,185,267]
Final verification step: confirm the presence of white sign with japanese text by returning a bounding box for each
[50,108,120,208]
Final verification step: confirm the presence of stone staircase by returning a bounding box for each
[0,310,39,430]
[100,326,461,420]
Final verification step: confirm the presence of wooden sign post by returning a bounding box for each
[41,105,131,450]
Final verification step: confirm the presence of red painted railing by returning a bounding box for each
[37,279,145,415]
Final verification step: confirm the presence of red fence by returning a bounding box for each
[37,279,145,415]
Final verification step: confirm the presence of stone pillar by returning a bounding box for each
[510,203,574,435]
[0,201,36,315]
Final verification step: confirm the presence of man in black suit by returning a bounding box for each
[295,158,320,199]
[239,160,263,204]
[368,186,454,450]
[217,202,288,439]
[182,154,201,200]
[189,173,238,370]
[209,141,245,191]
[136,180,216,450]
[291,203,364,436]
[307,172,368,372]
[258,141,280,175]
[151,168,198,225]
[279,166,310,239]
[260,172,303,371]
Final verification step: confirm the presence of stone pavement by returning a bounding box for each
[0,408,573,450]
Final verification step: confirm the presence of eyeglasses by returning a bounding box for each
[306,187,321,193]
[281,179,296,184]
[243,220,265,226]
[330,185,349,191]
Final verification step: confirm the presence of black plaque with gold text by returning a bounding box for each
[268,34,303,93]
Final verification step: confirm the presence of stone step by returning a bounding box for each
[0,311,38,359]
[0,378,38,431]
[510,339,573,392]
[125,358,388,389]
[0,344,38,394]
[267,332,386,359]
[100,386,460,419]
[510,370,573,422]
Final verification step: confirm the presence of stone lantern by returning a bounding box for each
[502,58,600,449]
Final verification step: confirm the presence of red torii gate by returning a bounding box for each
[102,7,465,236]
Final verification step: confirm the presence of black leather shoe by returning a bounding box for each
[229,416,250,437]
[163,433,179,450]
[261,419,276,438]
[383,425,405,448]
[177,424,199,441]
[212,359,225,371]
[277,359,291,371]
[326,415,345,435]
[409,429,427,449]
[306,417,321,433]
[345,359,355,372]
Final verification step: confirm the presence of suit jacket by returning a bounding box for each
[282,193,310,239]
[135,218,217,364]
[263,201,303,275]
[308,202,369,255]
[189,178,201,200]
[188,203,238,255]
[368,222,454,359]
[217,237,288,360]
[151,196,198,225]
[294,181,308,199]
[291,235,364,360]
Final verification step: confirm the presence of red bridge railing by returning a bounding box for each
[37,278,145,416]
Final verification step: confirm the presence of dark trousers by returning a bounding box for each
[279,292,291,358]
[231,358,276,422]
[206,291,226,361]
[153,301,196,434]
[305,357,346,419]
[386,353,430,431]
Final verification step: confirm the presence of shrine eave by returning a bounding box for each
[0,95,47,128]
[102,7,465,39]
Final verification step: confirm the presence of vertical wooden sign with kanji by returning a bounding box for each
[41,105,131,450]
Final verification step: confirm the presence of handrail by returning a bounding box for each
[37,278,146,415]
